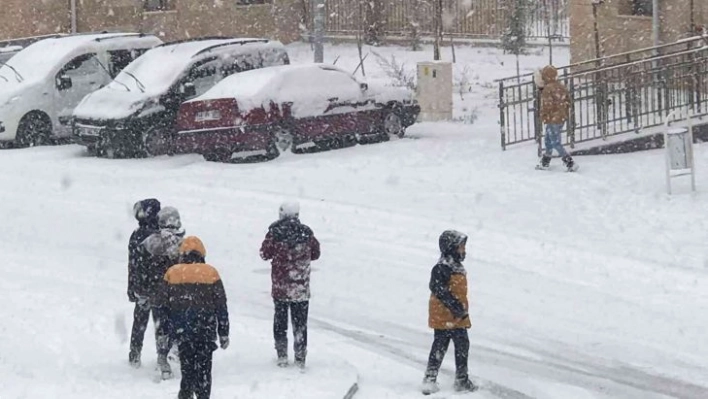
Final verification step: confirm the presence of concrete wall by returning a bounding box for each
[0,0,301,44]
[570,0,706,64]
[0,0,68,39]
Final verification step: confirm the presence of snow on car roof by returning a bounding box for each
[193,63,345,102]
[1,33,159,84]
[110,38,283,96]
[191,64,360,115]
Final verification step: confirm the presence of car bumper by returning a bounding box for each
[0,115,19,141]
[73,122,144,157]
[175,125,272,154]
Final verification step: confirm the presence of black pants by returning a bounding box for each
[129,301,170,357]
[178,341,217,399]
[273,300,309,361]
[425,328,469,381]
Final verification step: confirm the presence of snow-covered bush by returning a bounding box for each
[372,50,416,91]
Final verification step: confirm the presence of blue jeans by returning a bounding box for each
[544,124,568,157]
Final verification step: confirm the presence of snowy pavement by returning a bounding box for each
[1,42,707,398]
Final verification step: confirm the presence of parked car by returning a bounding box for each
[174,64,420,162]
[0,33,161,147]
[72,37,289,158]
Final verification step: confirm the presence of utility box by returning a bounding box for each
[416,61,453,121]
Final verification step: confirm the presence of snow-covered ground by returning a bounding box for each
[1,42,707,399]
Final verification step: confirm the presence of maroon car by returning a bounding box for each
[174,64,420,161]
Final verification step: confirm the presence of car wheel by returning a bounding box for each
[342,134,358,148]
[143,127,171,157]
[382,108,405,139]
[15,112,52,148]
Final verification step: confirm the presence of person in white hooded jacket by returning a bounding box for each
[140,206,186,379]
[144,206,186,262]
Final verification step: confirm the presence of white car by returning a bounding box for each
[0,33,162,147]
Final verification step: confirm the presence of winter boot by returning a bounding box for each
[129,350,141,369]
[562,155,577,172]
[421,376,440,395]
[537,154,551,170]
[453,377,479,392]
[294,358,306,371]
[277,356,289,368]
[157,354,173,380]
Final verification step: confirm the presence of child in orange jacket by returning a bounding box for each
[422,230,477,395]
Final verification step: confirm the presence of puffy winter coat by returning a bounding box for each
[260,217,321,301]
[128,199,161,301]
[540,65,570,125]
[141,228,185,297]
[428,257,470,330]
[156,237,229,343]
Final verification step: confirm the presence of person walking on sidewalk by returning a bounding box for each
[422,230,477,395]
[260,201,320,370]
[157,236,230,399]
[537,65,578,172]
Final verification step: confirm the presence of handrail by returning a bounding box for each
[496,33,708,83]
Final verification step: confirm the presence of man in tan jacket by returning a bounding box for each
[537,65,577,171]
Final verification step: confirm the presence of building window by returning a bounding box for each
[144,0,174,12]
[235,0,272,5]
[621,0,652,17]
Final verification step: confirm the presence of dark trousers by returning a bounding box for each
[178,341,217,399]
[129,301,170,357]
[273,300,309,361]
[425,328,469,381]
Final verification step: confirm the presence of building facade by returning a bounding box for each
[570,0,707,64]
[0,0,302,44]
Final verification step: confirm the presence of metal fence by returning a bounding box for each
[498,35,708,153]
[306,0,569,41]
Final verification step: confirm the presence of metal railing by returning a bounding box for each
[305,0,569,41]
[499,35,708,152]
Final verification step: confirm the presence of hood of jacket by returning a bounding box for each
[541,65,558,85]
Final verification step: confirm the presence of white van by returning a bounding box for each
[0,33,162,147]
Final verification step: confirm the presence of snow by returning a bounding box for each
[2,41,708,399]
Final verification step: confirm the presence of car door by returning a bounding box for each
[53,53,110,136]
[289,67,366,140]
[167,58,225,122]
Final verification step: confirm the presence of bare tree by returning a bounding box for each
[409,0,423,51]
[433,0,443,60]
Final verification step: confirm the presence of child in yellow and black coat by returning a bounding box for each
[156,236,230,399]
[422,230,478,395]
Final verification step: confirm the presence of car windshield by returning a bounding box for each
[111,41,228,95]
